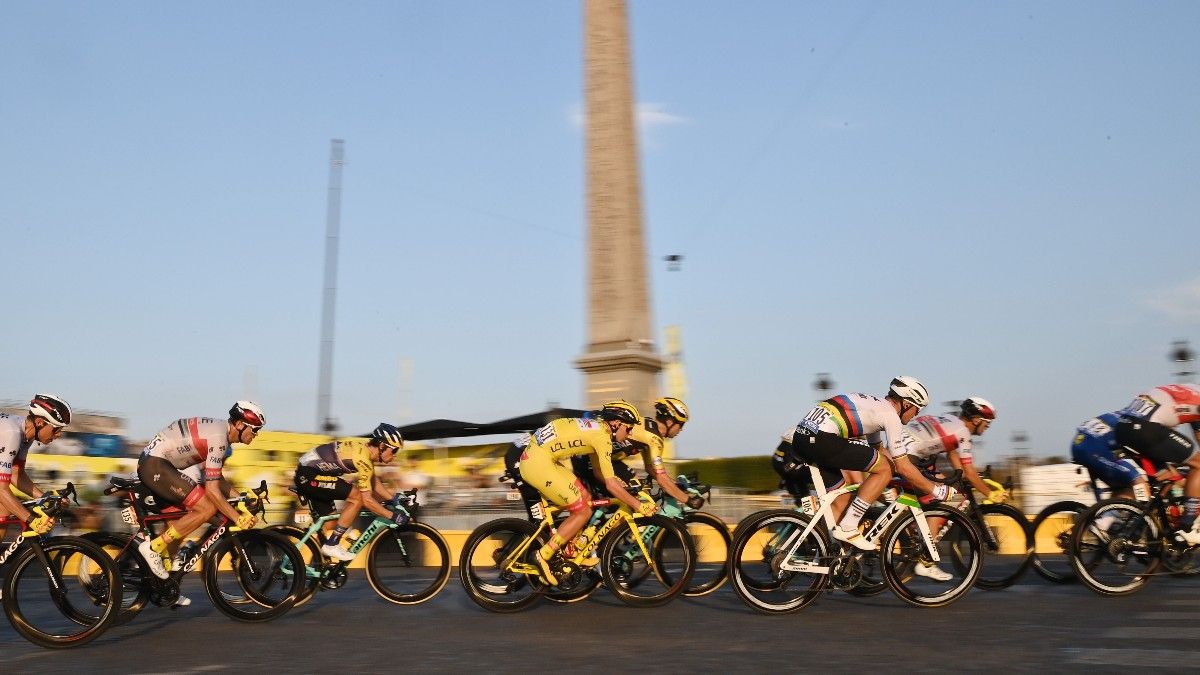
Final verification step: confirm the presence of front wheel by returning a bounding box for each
[600,515,695,607]
[365,522,451,605]
[3,536,122,648]
[680,511,730,597]
[458,518,544,613]
[1070,498,1161,597]
[1030,501,1086,583]
[882,507,981,608]
[972,503,1034,590]
[203,529,303,622]
[263,525,321,606]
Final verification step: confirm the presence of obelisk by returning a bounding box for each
[574,0,663,415]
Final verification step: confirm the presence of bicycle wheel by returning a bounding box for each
[882,507,981,608]
[1070,498,1161,596]
[727,509,831,614]
[600,515,695,607]
[543,570,603,603]
[972,503,1034,590]
[203,530,302,622]
[365,522,451,605]
[681,511,730,597]
[79,531,152,625]
[458,518,544,613]
[264,525,321,606]
[843,505,887,598]
[1030,501,1085,583]
[3,536,122,648]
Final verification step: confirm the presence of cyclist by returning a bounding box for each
[0,394,73,536]
[1070,411,1150,502]
[894,396,999,580]
[599,397,701,509]
[776,376,929,550]
[136,401,266,580]
[1116,384,1200,544]
[505,401,654,584]
[293,423,406,561]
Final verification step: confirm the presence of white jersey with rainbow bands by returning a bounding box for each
[795,393,909,458]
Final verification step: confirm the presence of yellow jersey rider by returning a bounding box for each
[611,397,702,509]
[512,401,655,584]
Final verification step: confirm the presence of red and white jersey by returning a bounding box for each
[1121,384,1200,429]
[141,417,232,481]
[902,414,974,463]
[0,413,36,485]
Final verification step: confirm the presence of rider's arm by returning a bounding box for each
[204,447,242,521]
[893,455,937,495]
[351,446,392,519]
[594,447,643,511]
[628,423,689,503]
[947,450,991,497]
[372,475,396,502]
[10,462,43,499]
[0,483,32,522]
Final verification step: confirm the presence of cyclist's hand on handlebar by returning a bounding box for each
[235,512,257,530]
[26,512,54,535]
[984,488,1009,504]
[390,509,410,527]
[637,500,657,517]
[686,495,705,510]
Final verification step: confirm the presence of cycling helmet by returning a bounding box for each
[29,393,72,428]
[960,396,997,421]
[654,397,689,424]
[599,400,641,426]
[372,422,404,449]
[229,400,266,428]
[888,376,930,407]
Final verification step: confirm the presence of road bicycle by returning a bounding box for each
[1069,464,1198,596]
[727,463,981,613]
[266,488,450,606]
[459,474,695,612]
[1,483,121,648]
[941,470,1032,590]
[82,477,303,623]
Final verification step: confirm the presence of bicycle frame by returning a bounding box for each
[289,510,406,579]
[775,465,938,575]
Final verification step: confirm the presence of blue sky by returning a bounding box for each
[3,2,1198,462]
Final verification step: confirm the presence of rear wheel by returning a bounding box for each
[263,525,321,606]
[458,518,544,613]
[365,522,451,605]
[727,509,830,614]
[1030,501,1085,583]
[972,503,1034,590]
[79,531,151,625]
[680,511,730,597]
[1070,498,1160,597]
[3,536,122,648]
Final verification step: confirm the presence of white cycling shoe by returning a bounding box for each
[138,538,170,580]
[321,543,355,562]
[831,526,874,551]
[913,561,953,582]
[1174,527,1200,546]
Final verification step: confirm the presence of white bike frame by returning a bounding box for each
[778,464,939,574]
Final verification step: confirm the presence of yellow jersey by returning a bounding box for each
[527,417,618,480]
[612,418,666,474]
[297,438,375,491]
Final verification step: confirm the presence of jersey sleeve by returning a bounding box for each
[586,427,617,480]
[204,442,229,481]
[881,410,908,459]
[628,421,666,473]
[0,428,20,485]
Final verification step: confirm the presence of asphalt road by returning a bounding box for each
[4,565,1199,674]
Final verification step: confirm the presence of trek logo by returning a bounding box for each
[864,505,902,542]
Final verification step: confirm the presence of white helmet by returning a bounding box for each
[888,376,929,408]
[30,393,73,428]
[229,400,266,428]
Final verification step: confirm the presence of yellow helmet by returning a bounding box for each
[653,397,689,424]
[599,400,641,426]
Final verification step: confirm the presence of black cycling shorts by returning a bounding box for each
[504,442,543,522]
[1115,419,1195,469]
[772,440,813,499]
[294,466,354,518]
[137,456,203,508]
[789,429,880,491]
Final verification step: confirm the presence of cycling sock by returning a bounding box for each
[538,533,567,561]
[152,526,181,555]
[837,497,871,530]
[327,525,348,546]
